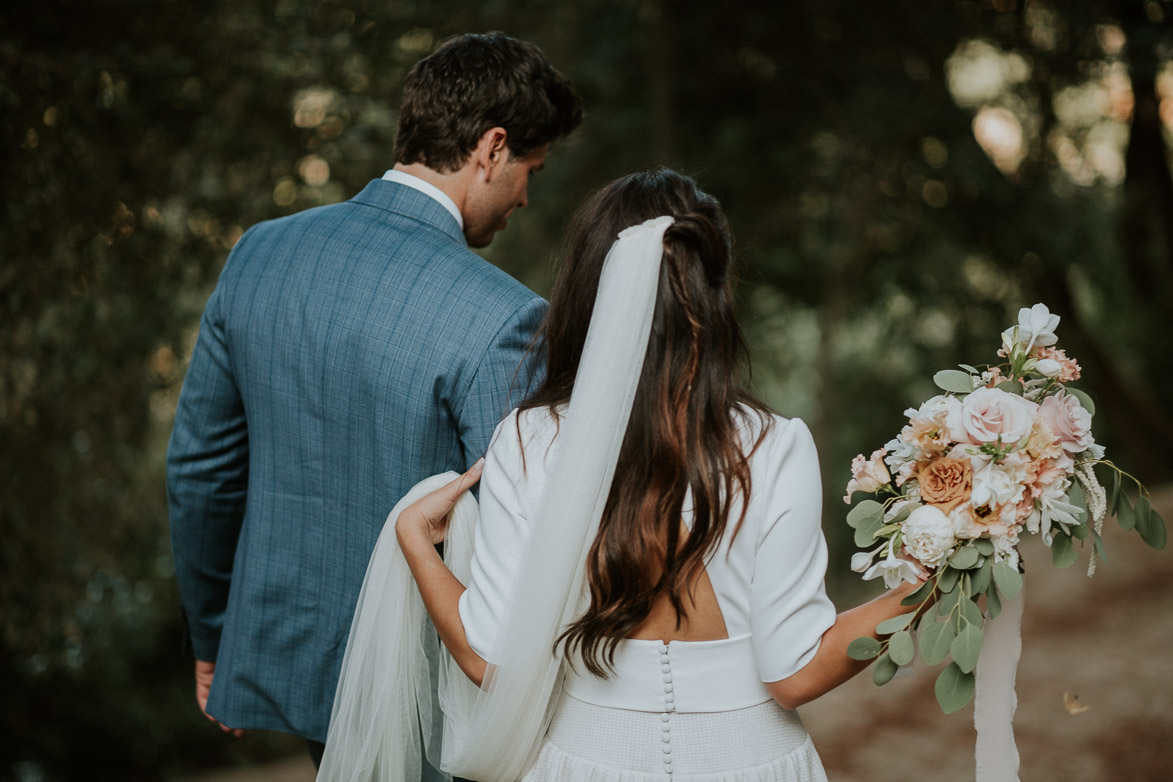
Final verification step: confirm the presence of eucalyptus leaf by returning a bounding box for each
[1067,387,1095,417]
[876,612,916,635]
[1137,496,1167,550]
[937,583,962,616]
[901,578,935,607]
[1117,495,1136,531]
[934,369,975,395]
[970,556,992,595]
[854,514,885,547]
[974,538,994,556]
[952,545,980,570]
[847,499,884,529]
[1069,481,1086,515]
[1108,469,1122,517]
[959,364,979,374]
[889,503,914,525]
[986,582,1003,619]
[998,380,1024,396]
[950,623,984,674]
[938,565,961,593]
[920,619,955,665]
[872,652,899,686]
[992,562,1022,598]
[1051,533,1078,568]
[1070,519,1089,540]
[847,636,882,661]
[959,596,984,626]
[889,629,915,666]
[935,663,976,714]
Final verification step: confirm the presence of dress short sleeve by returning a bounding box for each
[751,417,837,683]
[457,410,546,660]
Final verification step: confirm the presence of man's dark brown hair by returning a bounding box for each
[393,32,583,172]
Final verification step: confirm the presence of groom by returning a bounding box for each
[166,32,582,771]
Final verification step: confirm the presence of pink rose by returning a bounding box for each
[961,387,1038,444]
[1037,393,1093,453]
[843,449,891,503]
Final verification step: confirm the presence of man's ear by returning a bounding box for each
[472,127,509,182]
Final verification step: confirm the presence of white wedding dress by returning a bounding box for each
[460,407,836,781]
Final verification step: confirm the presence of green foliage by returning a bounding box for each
[846,499,885,529]
[951,545,980,570]
[1051,532,1079,568]
[847,636,883,661]
[888,629,916,667]
[992,562,1023,598]
[933,370,974,394]
[920,619,955,666]
[872,652,899,686]
[950,624,984,674]
[935,663,976,715]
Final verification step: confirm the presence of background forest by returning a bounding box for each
[2,0,1171,779]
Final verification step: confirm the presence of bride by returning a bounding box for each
[319,170,924,781]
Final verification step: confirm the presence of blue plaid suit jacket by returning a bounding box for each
[166,179,546,741]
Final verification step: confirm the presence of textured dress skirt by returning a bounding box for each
[521,635,828,782]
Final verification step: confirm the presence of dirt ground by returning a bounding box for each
[192,487,1172,782]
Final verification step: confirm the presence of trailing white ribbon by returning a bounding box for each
[973,583,1024,782]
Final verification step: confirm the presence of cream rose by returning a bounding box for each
[902,504,956,569]
[961,387,1038,444]
[916,457,972,512]
[1037,393,1093,453]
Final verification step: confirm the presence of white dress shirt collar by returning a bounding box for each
[381,169,464,230]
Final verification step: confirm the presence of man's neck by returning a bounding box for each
[392,163,470,213]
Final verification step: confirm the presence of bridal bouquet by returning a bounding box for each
[843,304,1166,714]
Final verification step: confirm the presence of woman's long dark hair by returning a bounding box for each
[520,170,773,677]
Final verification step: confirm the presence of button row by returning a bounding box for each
[659,643,674,775]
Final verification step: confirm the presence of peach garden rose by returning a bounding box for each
[917,457,972,512]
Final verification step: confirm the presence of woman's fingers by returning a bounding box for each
[448,458,485,498]
[399,460,485,544]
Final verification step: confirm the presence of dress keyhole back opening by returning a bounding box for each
[626,522,730,644]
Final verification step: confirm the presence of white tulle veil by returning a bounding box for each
[317,215,675,782]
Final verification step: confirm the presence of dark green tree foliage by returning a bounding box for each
[2,0,1169,778]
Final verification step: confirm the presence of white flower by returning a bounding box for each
[971,462,1026,508]
[961,387,1038,444]
[1027,478,1086,544]
[1032,358,1063,377]
[908,394,969,444]
[991,531,1020,569]
[883,437,919,486]
[863,550,923,589]
[1017,303,1060,352]
[902,504,956,569]
[851,545,885,573]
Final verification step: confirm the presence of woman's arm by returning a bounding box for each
[766,576,924,710]
[396,462,488,687]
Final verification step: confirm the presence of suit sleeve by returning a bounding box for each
[166,261,250,663]
[455,296,547,466]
